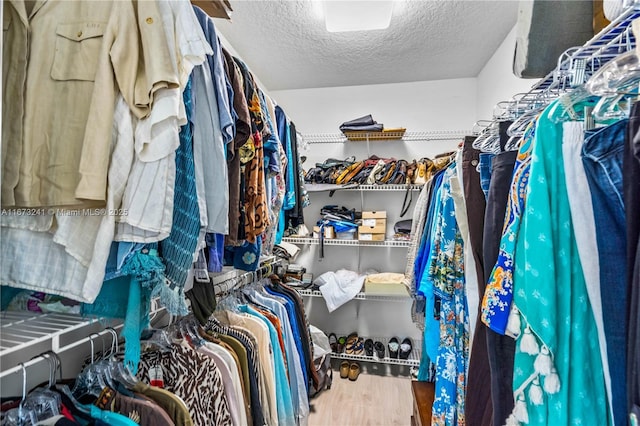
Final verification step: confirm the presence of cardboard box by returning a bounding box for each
[358,233,385,241]
[362,211,387,219]
[313,226,335,239]
[362,218,386,227]
[364,281,410,296]
[358,224,386,234]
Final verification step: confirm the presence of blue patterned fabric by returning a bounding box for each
[425,164,470,426]
[482,123,535,335]
[158,78,199,316]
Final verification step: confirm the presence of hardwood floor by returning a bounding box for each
[308,368,413,426]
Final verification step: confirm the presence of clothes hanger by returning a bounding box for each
[3,364,38,426]
[23,354,61,422]
[103,327,139,389]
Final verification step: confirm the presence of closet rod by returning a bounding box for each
[0,325,121,380]
[213,259,283,297]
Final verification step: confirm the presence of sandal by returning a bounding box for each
[352,338,365,356]
[337,336,347,353]
[344,333,358,354]
[388,337,400,359]
[399,338,413,360]
[340,361,350,379]
[348,362,360,381]
[364,339,374,357]
[374,341,385,359]
[328,333,338,353]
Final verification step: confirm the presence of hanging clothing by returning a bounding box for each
[137,341,233,426]
[509,100,610,426]
[427,164,470,426]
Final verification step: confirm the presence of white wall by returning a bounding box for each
[475,25,537,121]
[272,78,477,133]
[271,78,477,165]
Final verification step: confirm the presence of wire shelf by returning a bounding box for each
[0,312,110,356]
[281,237,411,248]
[330,336,421,367]
[296,289,411,302]
[303,130,471,144]
[305,183,423,192]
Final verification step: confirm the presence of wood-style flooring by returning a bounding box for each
[308,370,413,426]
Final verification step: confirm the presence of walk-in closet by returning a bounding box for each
[1,1,640,425]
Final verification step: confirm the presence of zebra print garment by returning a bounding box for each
[138,342,232,426]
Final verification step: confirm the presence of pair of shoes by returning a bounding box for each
[364,339,385,359]
[339,361,361,381]
[345,333,364,355]
[388,337,413,359]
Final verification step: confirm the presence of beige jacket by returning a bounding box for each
[2,0,179,208]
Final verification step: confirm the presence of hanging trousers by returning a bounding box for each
[483,150,517,426]
[462,136,493,426]
[626,103,640,424]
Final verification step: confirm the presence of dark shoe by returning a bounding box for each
[388,337,400,359]
[364,339,374,357]
[340,361,350,379]
[399,338,413,360]
[348,362,360,381]
[374,341,385,359]
[337,336,347,353]
[328,333,338,353]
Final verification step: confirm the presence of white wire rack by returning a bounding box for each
[330,336,421,367]
[282,237,411,248]
[296,288,411,302]
[305,183,423,192]
[0,298,166,378]
[303,130,471,144]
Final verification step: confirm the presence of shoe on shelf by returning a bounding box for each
[374,341,385,359]
[337,336,347,353]
[399,338,413,360]
[388,337,400,359]
[340,361,350,379]
[348,362,360,381]
[328,333,338,353]
[364,339,374,357]
[345,333,359,355]
[352,338,365,356]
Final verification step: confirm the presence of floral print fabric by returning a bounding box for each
[427,164,470,426]
[481,122,535,336]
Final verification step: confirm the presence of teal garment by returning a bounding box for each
[240,304,295,426]
[418,178,446,362]
[86,403,138,426]
[82,247,165,374]
[511,100,610,425]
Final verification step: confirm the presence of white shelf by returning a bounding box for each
[303,130,471,144]
[0,298,166,377]
[305,183,423,192]
[297,289,410,302]
[282,237,411,248]
[330,336,421,367]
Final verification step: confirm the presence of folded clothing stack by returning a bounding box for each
[339,114,383,133]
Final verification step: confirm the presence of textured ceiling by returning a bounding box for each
[215,0,520,91]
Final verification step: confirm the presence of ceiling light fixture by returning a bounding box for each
[320,1,396,33]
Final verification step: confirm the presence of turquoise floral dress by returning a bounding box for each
[508,100,610,425]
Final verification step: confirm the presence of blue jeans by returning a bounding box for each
[478,153,494,201]
[582,119,628,426]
